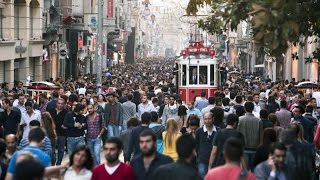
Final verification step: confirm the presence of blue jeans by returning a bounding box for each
[244,150,256,171]
[67,136,85,155]
[87,138,101,165]
[50,139,57,165]
[122,122,127,131]
[198,162,208,178]
[107,125,120,137]
[55,136,66,165]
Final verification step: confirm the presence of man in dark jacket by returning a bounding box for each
[152,134,202,180]
[125,112,151,162]
[48,98,68,165]
[105,93,123,137]
[63,104,86,155]
[260,109,273,130]
[279,129,316,180]
[292,106,314,143]
[195,112,219,178]
[130,130,172,180]
[46,91,59,111]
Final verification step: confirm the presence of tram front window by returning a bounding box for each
[210,64,214,85]
[182,65,186,85]
[189,66,198,84]
[199,66,207,84]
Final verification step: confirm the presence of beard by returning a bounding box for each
[141,146,156,157]
[106,154,119,163]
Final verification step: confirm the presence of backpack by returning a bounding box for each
[151,125,165,139]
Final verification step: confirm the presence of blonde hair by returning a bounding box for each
[165,119,179,147]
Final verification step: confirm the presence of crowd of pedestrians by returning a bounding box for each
[0,58,318,180]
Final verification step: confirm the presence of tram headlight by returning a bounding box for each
[181,50,187,57]
[209,50,215,56]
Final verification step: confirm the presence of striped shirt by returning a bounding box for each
[17,136,52,157]
[86,113,105,139]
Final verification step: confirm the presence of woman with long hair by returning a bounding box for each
[97,94,106,109]
[41,111,57,165]
[63,145,93,180]
[268,113,283,139]
[80,98,89,115]
[162,119,181,161]
[290,121,308,143]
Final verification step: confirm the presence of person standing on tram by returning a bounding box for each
[190,68,198,85]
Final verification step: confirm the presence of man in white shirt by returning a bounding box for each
[20,101,41,139]
[138,95,156,120]
[13,94,26,114]
[161,95,179,125]
[253,93,262,114]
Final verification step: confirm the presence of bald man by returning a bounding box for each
[195,112,219,178]
[5,134,17,162]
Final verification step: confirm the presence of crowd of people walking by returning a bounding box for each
[0,58,318,180]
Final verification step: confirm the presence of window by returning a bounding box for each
[30,6,33,38]
[0,9,2,39]
[210,65,214,85]
[189,66,197,85]
[14,5,19,39]
[182,65,186,86]
[14,59,20,81]
[199,66,208,84]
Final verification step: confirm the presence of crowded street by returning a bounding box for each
[0,56,319,180]
[0,0,320,180]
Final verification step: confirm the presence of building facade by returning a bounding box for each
[220,21,320,82]
[0,0,43,88]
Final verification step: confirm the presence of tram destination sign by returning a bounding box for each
[181,48,215,56]
[187,47,209,53]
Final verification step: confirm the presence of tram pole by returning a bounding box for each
[95,0,103,93]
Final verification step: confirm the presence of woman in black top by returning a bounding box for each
[253,128,277,167]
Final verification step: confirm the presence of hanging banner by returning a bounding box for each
[78,33,83,50]
[107,0,113,19]
[102,43,106,55]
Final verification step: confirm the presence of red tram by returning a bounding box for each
[175,34,219,103]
